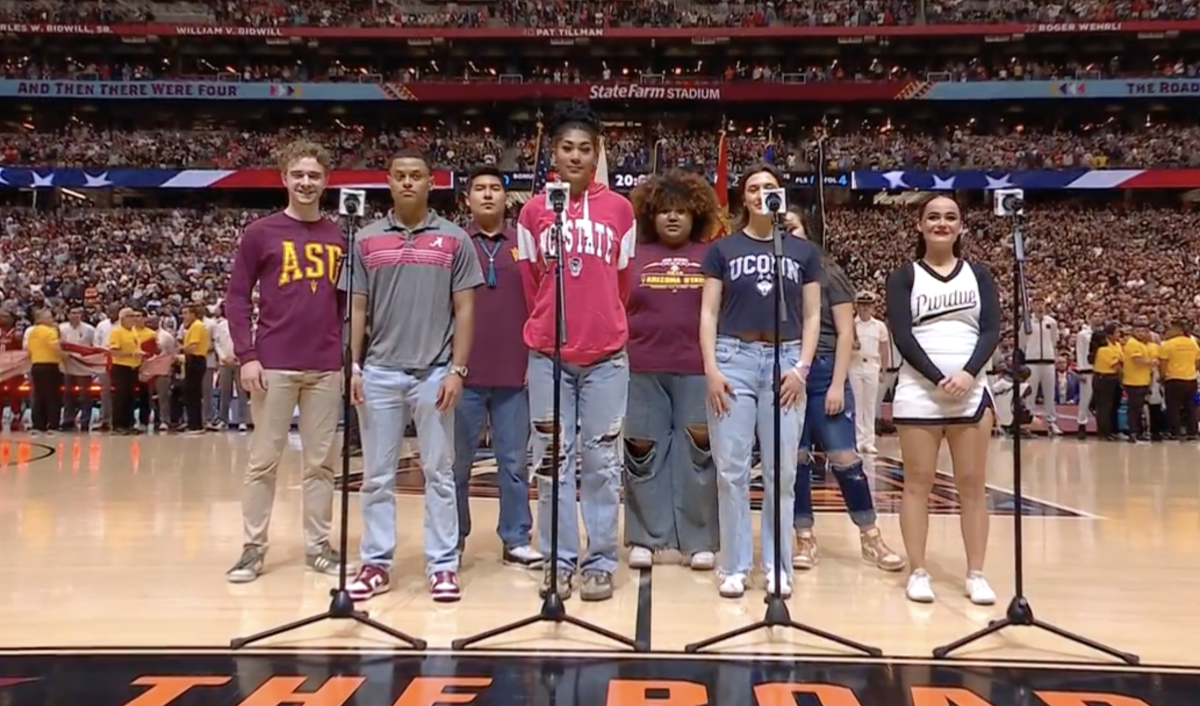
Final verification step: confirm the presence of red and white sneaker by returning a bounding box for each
[347,564,390,601]
[429,571,462,603]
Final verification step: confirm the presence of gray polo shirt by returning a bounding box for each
[339,210,483,370]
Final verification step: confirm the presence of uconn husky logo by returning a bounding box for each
[729,254,801,296]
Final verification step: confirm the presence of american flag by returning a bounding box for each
[59,342,109,376]
[139,353,176,383]
[711,130,731,240]
[0,351,30,384]
[531,120,551,194]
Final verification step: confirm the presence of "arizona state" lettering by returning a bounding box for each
[277,240,344,290]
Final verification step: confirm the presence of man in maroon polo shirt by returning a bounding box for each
[452,165,542,568]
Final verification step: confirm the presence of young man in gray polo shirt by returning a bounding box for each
[340,149,484,603]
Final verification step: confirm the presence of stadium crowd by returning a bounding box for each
[7,123,1200,172]
[3,202,1196,368]
[4,53,1200,84]
[1,0,1194,27]
[0,126,506,171]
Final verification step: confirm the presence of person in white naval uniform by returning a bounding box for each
[850,291,888,454]
[1074,314,1103,439]
[1020,302,1061,435]
[885,195,1001,607]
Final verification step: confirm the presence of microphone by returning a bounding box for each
[994,188,1025,217]
[545,180,570,263]
[546,180,569,215]
[763,188,786,217]
[763,187,788,322]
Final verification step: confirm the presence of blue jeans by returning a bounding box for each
[358,364,457,575]
[623,372,718,555]
[529,350,628,574]
[453,385,533,550]
[794,355,877,531]
[707,336,803,579]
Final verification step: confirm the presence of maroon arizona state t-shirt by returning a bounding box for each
[225,211,345,372]
[626,240,707,375]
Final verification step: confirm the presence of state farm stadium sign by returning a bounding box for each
[588,84,722,101]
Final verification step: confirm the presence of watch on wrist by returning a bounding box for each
[450,365,469,378]
[352,363,362,376]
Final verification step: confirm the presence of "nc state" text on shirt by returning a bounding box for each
[538,218,619,264]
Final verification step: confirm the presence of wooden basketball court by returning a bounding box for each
[0,429,1195,668]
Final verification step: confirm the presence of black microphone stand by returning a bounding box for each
[932,204,1137,665]
[452,184,638,651]
[686,196,882,657]
[231,197,426,651]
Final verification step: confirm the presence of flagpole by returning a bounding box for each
[814,117,830,245]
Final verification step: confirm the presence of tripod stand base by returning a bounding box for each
[230,589,427,650]
[932,596,1139,665]
[684,594,884,656]
[450,591,641,651]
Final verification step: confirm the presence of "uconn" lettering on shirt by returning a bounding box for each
[728,253,802,283]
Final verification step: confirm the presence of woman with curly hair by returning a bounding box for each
[623,168,721,572]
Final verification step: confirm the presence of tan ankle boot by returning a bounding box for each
[861,527,905,572]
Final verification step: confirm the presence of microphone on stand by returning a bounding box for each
[545,180,569,259]
[763,187,789,323]
[545,180,570,344]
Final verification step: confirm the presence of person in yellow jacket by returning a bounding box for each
[1091,323,1123,439]
[180,304,211,434]
[1158,320,1200,440]
[1121,318,1157,444]
[24,308,62,434]
[108,308,145,435]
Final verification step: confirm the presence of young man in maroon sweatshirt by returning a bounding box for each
[223,140,347,583]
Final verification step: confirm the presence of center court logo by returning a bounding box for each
[0,670,1170,706]
[587,84,722,101]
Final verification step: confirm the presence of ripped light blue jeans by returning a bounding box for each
[529,349,629,575]
[707,336,804,580]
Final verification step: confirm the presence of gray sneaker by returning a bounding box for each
[226,546,265,583]
[579,570,614,602]
[539,567,573,600]
[305,543,344,576]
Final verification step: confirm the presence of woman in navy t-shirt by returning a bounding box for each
[698,163,823,599]
[623,169,721,572]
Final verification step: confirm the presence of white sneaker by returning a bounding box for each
[502,545,544,569]
[965,572,996,605]
[906,569,936,603]
[628,546,653,569]
[1049,423,1063,436]
[718,573,746,598]
[765,572,792,598]
[689,551,715,571]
